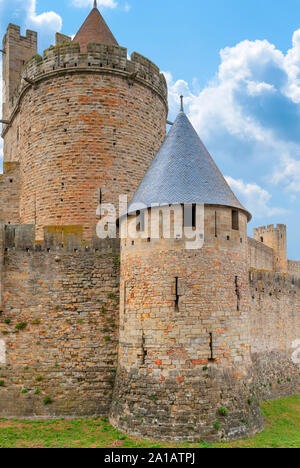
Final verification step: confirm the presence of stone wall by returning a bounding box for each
[253,225,287,273]
[248,237,274,272]
[0,224,120,418]
[110,206,263,442]
[0,162,20,225]
[249,270,300,400]
[288,260,300,277]
[1,114,21,163]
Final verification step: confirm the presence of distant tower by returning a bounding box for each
[254,224,287,273]
[1,5,168,239]
[1,25,37,121]
[111,105,263,441]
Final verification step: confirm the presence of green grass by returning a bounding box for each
[0,394,299,448]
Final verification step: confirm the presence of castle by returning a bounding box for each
[0,3,299,442]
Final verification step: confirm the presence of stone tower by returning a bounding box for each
[0,5,167,418]
[110,107,263,441]
[1,4,168,239]
[253,224,287,273]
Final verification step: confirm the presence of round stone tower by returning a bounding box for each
[110,106,263,442]
[2,5,167,239]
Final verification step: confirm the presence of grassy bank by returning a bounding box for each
[0,394,299,448]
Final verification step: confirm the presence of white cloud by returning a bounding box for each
[166,31,300,196]
[225,177,286,218]
[246,81,275,96]
[271,156,300,192]
[124,3,131,12]
[26,0,62,33]
[72,0,118,8]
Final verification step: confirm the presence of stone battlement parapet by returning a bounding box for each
[0,224,119,254]
[254,224,286,235]
[5,42,167,120]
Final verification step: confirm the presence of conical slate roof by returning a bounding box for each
[127,110,251,220]
[72,6,118,52]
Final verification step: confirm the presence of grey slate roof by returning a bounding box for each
[127,111,252,221]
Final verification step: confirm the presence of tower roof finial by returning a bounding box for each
[180,95,184,112]
[72,1,118,52]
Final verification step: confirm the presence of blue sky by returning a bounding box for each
[0,0,300,259]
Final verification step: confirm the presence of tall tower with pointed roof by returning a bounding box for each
[0,4,167,419]
[1,3,168,238]
[110,106,263,442]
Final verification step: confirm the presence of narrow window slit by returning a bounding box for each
[99,188,102,218]
[235,276,241,311]
[209,333,215,362]
[141,333,147,365]
[175,277,179,311]
[215,211,217,237]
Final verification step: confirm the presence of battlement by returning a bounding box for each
[288,260,300,277]
[6,41,167,114]
[3,23,37,46]
[254,224,286,235]
[249,268,300,289]
[253,224,287,273]
[2,24,37,120]
[0,161,19,175]
[0,224,119,254]
[55,32,72,46]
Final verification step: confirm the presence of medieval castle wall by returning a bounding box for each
[288,260,300,276]
[0,224,119,417]
[248,237,274,271]
[2,27,168,240]
[110,206,263,442]
[0,14,299,442]
[246,225,300,400]
[0,162,20,225]
[249,271,300,399]
[253,224,287,273]
[0,20,167,418]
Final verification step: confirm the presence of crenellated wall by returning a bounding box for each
[253,224,287,273]
[288,260,300,277]
[1,24,37,120]
[249,270,300,400]
[5,42,167,118]
[0,224,120,418]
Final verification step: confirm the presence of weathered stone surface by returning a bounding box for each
[0,229,120,418]
[110,206,264,442]
[0,12,299,443]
